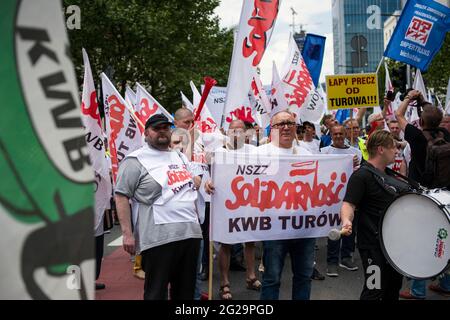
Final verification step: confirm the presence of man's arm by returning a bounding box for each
[115,193,135,255]
[395,89,421,131]
[340,201,355,236]
[355,108,366,125]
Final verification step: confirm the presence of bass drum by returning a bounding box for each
[380,189,450,279]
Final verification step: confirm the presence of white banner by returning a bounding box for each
[125,86,137,111]
[202,85,226,125]
[101,74,142,182]
[270,61,288,117]
[282,36,324,123]
[190,81,218,133]
[81,49,110,179]
[211,152,353,244]
[181,90,194,111]
[81,49,112,236]
[135,82,174,129]
[223,0,281,130]
[249,71,271,128]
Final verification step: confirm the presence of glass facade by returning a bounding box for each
[333,0,402,74]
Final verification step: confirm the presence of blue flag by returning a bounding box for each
[301,34,326,87]
[384,0,450,71]
[335,109,350,124]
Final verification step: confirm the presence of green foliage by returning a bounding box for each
[422,33,450,99]
[65,0,233,111]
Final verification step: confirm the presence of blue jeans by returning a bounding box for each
[260,238,315,300]
[327,231,355,264]
[411,272,450,298]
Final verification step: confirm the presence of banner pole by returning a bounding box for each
[375,56,384,75]
[350,110,354,146]
[208,240,213,300]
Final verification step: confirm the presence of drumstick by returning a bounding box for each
[328,228,348,241]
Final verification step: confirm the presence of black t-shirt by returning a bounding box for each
[404,124,450,187]
[343,162,397,249]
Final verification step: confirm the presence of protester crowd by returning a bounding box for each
[92,85,450,301]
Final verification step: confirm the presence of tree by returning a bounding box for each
[65,0,233,112]
[422,33,450,99]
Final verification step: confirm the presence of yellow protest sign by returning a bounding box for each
[326,73,379,110]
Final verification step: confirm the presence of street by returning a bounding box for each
[97,225,447,300]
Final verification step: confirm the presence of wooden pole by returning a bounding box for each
[208,240,213,300]
[350,110,354,146]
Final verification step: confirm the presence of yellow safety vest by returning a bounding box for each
[358,137,369,161]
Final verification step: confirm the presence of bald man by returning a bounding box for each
[207,113,314,299]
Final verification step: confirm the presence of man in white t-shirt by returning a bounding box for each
[211,120,259,299]
[320,125,360,277]
[321,125,362,167]
[206,111,315,300]
[299,121,320,154]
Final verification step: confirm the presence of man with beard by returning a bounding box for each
[115,114,203,300]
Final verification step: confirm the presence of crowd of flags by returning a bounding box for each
[80,0,450,250]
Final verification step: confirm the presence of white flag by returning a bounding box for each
[249,71,271,128]
[413,69,427,98]
[223,0,281,129]
[101,73,143,183]
[81,49,112,236]
[270,61,289,117]
[427,90,433,105]
[383,62,395,119]
[125,86,137,110]
[406,69,426,126]
[81,49,110,178]
[281,36,324,123]
[190,81,218,133]
[202,85,227,125]
[181,90,194,111]
[445,77,450,114]
[135,82,174,128]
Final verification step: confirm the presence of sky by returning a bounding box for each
[214,0,334,86]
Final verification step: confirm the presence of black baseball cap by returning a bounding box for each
[145,114,172,129]
[302,121,315,129]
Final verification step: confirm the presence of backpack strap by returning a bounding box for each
[423,130,446,146]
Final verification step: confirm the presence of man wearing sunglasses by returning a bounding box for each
[255,110,315,300]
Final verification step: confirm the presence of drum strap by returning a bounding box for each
[361,165,417,196]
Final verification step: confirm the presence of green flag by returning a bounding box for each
[0,0,94,299]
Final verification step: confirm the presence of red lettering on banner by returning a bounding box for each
[242,0,280,66]
[81,91,101,127]
[392,157,402,173]
[251,78,260,96]
[138,98,159,124]
[225,161,347,212]
[406,17,433,46]
[167,168,193,186]
[194,117,216,133]
[283,59,313,108]
[226,106,255,124]
[107,94,126,181]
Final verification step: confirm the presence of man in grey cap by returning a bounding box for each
[115,113,203,300]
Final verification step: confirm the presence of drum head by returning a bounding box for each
[381,192,450,279]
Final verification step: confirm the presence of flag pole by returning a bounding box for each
[376,56,385,75]
[208,240,213,300]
